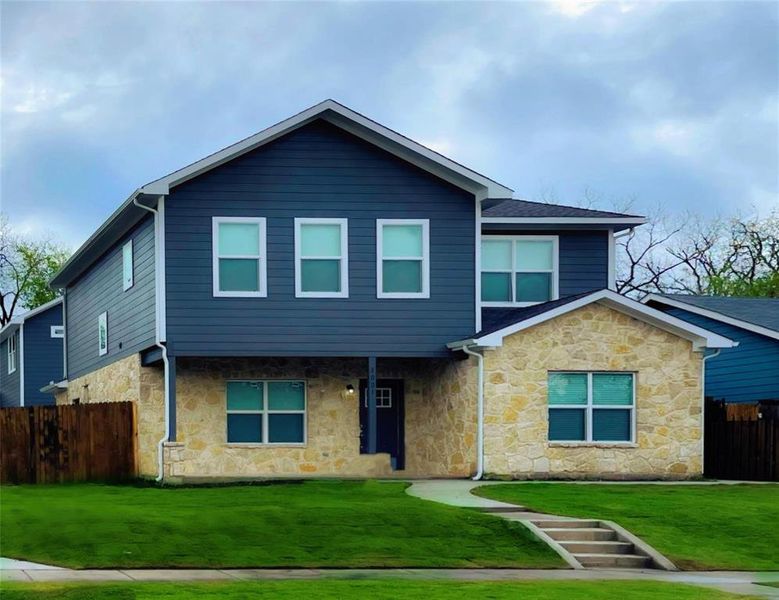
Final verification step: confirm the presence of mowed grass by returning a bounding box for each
[0,580,759,600]
[475,483,779,570]
[0,481,562,569]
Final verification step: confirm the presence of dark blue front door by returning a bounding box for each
[359,379,405,470]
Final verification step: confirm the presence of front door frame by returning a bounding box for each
[359,378,405,470]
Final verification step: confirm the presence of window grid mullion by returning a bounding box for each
[262,382,269,444]
[586,373,593,442]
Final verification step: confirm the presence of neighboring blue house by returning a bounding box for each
[0,298,65,407]
[645,295,779,403]
[47,100,734,482]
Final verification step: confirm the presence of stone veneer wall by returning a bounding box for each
[56,354,164,477]
[169,356,477,479]
[483,303,703,479]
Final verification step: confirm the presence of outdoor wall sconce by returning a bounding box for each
[346,384,355,394]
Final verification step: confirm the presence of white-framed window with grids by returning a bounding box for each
[212,217,268,298]
[376,219,430,298]
[363,387,392,408]
[547,371,636,444]
[481,236,559,306]
[226,380,306,444]
[7,332,17,374]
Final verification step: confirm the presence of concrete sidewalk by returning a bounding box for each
[2,566,778,597]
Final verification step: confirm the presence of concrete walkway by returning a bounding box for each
[1,566,778,596]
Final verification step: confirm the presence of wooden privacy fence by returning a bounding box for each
[0,402,137,484]
[704,399,779,481]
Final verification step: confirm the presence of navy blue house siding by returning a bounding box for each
[659,307,779,403]
[23,303,64,406]
[481,227,609,296]
[0,332,21,407]
[66,216,157,379]
[165,120,476,357]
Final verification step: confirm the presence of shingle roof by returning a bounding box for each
[655,295,779,334]
[477,291,597,338]
[483,198,644,220]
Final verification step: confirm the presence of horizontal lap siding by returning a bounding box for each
[661,307,779,402]
[23,304,63,406]
[481,228,609,295]
[0,335,20,407]
[67,217,156,379]
[166,120,475,357]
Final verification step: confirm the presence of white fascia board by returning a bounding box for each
[481,217,647,225]
[473,289,738,351]
[643,294,779,342]
[140,100,513,198]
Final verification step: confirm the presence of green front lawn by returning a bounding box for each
[475,483,779,570]
[0,481,561,569]
[0,580,759,600]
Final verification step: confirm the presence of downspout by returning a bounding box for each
[700,348,721,476]
[462,344,484,480]
[132,195,169,482]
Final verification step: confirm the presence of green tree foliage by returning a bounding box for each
[0,216,71,326]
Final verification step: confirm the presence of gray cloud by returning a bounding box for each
[1,0,776,249]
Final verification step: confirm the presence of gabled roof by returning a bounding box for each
[0,297,63,343]
[142,99,514,198]
[482,199,646,231]
[448,289,737,351]
[644,294,779,342]
[52,100,515,289]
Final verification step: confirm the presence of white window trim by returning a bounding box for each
[481,235,559,307]
[226,379,307,446]
[376,219,430,299]
[122,239,134,291]
[548,371,636,445]
[50,325,64,339]
[98,312,108,356]
[7,332,17,374]
[294,218,349,298]
[212,217,268,298]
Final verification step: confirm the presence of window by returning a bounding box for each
[212,217,267,297]
[481,236,558,305]
[122,240,134,291]
[98,312,108,356]
[294,218,348,298]
[363,387,392,408]
[548,372,635,443]
[226,380,306,444]
[50,325,64,339]
[377,219,430,298]
[7,333,16,374]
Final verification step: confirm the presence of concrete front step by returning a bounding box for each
[531,519,602,529]
[574,553,651,568]
[543,527,616,542]
[561,541,634,555]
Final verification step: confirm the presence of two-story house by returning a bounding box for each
[0,298,64,407]
[49,100,734,481]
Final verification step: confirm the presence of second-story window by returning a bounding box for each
[7,332,17,374]
[294,218,349,298]
[122,240,134,291]
[481,236,558,306]
[212,217,267,298]
[98,312,108,356]
[377,219,430,298]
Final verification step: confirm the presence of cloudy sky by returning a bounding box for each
[1,0,777,250]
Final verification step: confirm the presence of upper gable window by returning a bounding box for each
[122,240,134,291]
[7,333,17,374]
[481,236,558,306]
[294,218,349,298]
[212,217,267,298]
[377,219,430,299]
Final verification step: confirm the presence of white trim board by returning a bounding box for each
[481,217,647,225]
[448,289,738,351]
[643,294,779,342]
[141,99,513,198]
